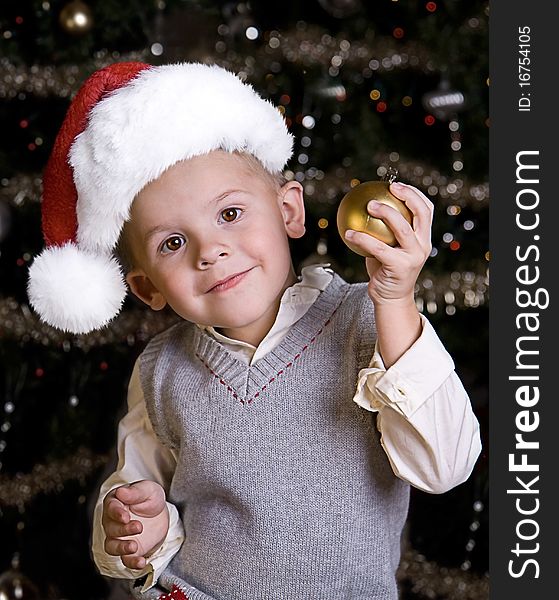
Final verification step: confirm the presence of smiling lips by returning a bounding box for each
[206,268,253,293]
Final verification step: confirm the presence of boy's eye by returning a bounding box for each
[161,235,186,254]
[220,207,241,223]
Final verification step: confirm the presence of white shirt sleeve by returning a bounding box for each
[353,314,482,494]
[91,359,185,592]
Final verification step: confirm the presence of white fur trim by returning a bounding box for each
[69,63,294,254]
[27,243,126,334]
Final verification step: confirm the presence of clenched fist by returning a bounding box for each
[102,480,169,570]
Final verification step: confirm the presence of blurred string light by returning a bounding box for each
[422,78,466,172]
[151,42,164,56]
[245,26,259,40]
[0,364,26,475]
[313,78,346,100]
[256,27,438,73]
[461,499,486,572]
[375,157,488,208]
[1,158,488,210]
[0,52,149,98]
[0,6,488,95]
[397,548,489,600]
[422,81,465,120]
[0,24,446,98]
[414,270,489,316]
[0,554,40,600]
[58,0,94,36]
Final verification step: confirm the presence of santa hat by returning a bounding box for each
[27,61,294,334]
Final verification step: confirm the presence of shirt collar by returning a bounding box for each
[197,263,334,352]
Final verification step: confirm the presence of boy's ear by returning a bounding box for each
[126,270,167,311]
[279,180,306,239]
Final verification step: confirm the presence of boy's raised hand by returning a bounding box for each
[345,182,433,304]
[102,479,169,570]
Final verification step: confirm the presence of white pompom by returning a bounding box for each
[27,242,126,334]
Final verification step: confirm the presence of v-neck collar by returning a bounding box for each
[190,273,350,403]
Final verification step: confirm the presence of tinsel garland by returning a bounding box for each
[0,27,439,99]
[0,52,150,99]
[0,299,180,349]
[217,25,438,78]
[0,163,488,210]
[0,447,107,508]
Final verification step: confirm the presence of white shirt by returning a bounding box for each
[92,264,482,590]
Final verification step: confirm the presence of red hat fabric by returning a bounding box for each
[41,62,151,247]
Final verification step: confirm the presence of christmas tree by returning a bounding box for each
[0,1,488,598]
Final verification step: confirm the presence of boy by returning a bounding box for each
[28,62,481,599]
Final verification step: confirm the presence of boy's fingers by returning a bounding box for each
[104,537,138,557]
[389,183,433,241]
[115,480,161,504]
[390,182,434,213]
[368,200,414,230]
[122,555,148,570]
[114,484,150,504]
[103,518,143,539]
[386,190,430,230]
[115,481,166,517]
[365,202,419,252]
[345,230,396,262]
[104,496,130,523]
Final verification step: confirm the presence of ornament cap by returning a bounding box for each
[381,166,399,184]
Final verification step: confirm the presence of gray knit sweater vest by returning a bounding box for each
[136,274,409,600]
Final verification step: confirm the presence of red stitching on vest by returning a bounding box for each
[158,584,189,600]
[195,302,341,405]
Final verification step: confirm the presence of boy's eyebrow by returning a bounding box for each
[210,189,244,204]
[143,225,173,244]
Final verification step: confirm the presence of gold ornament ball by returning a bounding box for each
[59,0,94,35]
[336,180,413,256]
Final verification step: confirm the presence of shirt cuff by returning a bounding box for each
[93,501,184,592]
[140,502,185,591]
[354,314,455,417]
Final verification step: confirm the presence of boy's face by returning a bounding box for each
[124,151,305,345]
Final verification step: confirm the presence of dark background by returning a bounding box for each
[0,1,488,598]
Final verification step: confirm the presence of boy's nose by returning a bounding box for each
[196,242,230,268]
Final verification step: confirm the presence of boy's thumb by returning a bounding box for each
[121,480,160,504]
[115,482,144,503]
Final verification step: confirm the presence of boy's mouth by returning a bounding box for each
[206,268,253,293]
